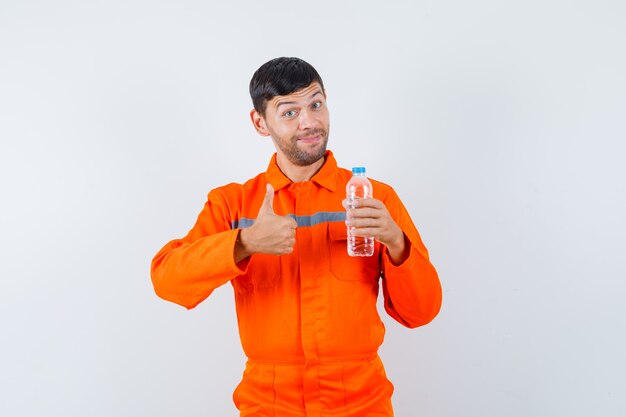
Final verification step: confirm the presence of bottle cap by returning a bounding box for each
[351,167,366,174]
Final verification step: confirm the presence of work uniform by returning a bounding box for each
[151,150,442,417]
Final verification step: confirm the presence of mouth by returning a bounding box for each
[296,132,324,144]
[298,135,320,144]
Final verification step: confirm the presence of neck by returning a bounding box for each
[276,154,326,183]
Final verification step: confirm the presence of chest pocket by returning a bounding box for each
[235,253,280,291]
[327,222,381,283]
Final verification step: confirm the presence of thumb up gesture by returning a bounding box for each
[235,184,297,261]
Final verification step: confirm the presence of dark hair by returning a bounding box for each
[249,57,325,116]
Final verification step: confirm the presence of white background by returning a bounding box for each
[1,1,625,416]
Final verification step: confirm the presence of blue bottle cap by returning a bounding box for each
[351,167,366,174]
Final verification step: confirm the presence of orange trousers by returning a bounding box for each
[233,355,394,417]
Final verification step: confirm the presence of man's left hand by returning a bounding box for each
[343,198,410,265]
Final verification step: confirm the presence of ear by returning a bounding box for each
[250,109,270,136]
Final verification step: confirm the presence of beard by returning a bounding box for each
[272,127,330,167]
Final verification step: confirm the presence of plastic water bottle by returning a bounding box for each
[346,167,374,257]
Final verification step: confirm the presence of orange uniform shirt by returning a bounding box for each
[151,151,442,417]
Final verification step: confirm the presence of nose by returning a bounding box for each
[298,108,316,130]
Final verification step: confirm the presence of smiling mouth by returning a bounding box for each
[297,135,321,143]
[296,130,326,143]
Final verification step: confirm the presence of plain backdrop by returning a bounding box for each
[1,1,625,416]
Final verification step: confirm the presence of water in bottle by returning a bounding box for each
[346,167,375,256]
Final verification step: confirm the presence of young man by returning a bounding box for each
[151,57,442,417]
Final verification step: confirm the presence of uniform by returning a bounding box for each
[151,150,442,416]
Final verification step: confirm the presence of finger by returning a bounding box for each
[346,217,381,229]
[259,183,275,214]
[278,238,296,255]
[347,207,383,219]
[344,198,363,209]
[283,216,297,229]
[350,198,383,209]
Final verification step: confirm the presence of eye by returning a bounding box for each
[312,101,323,109]
[284,110,298,118]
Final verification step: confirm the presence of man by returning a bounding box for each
[151,57,442,417]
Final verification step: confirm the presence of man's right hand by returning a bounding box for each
[234,184,297,263]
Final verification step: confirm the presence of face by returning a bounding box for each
[251,82,330,167]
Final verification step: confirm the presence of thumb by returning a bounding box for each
[259,183,275,215]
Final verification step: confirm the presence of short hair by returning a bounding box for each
[249,57,325,116]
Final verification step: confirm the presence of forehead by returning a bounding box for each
[269,82,325,108]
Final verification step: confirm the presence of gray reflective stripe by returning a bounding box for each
[232,218,255,229]
[231,211,346,230]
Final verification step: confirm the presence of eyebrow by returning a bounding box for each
[275,90,323,110]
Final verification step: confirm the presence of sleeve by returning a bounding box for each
[380,188,442,328]
[150,188,247,309]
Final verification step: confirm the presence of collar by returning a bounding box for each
[265,150,338,192]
